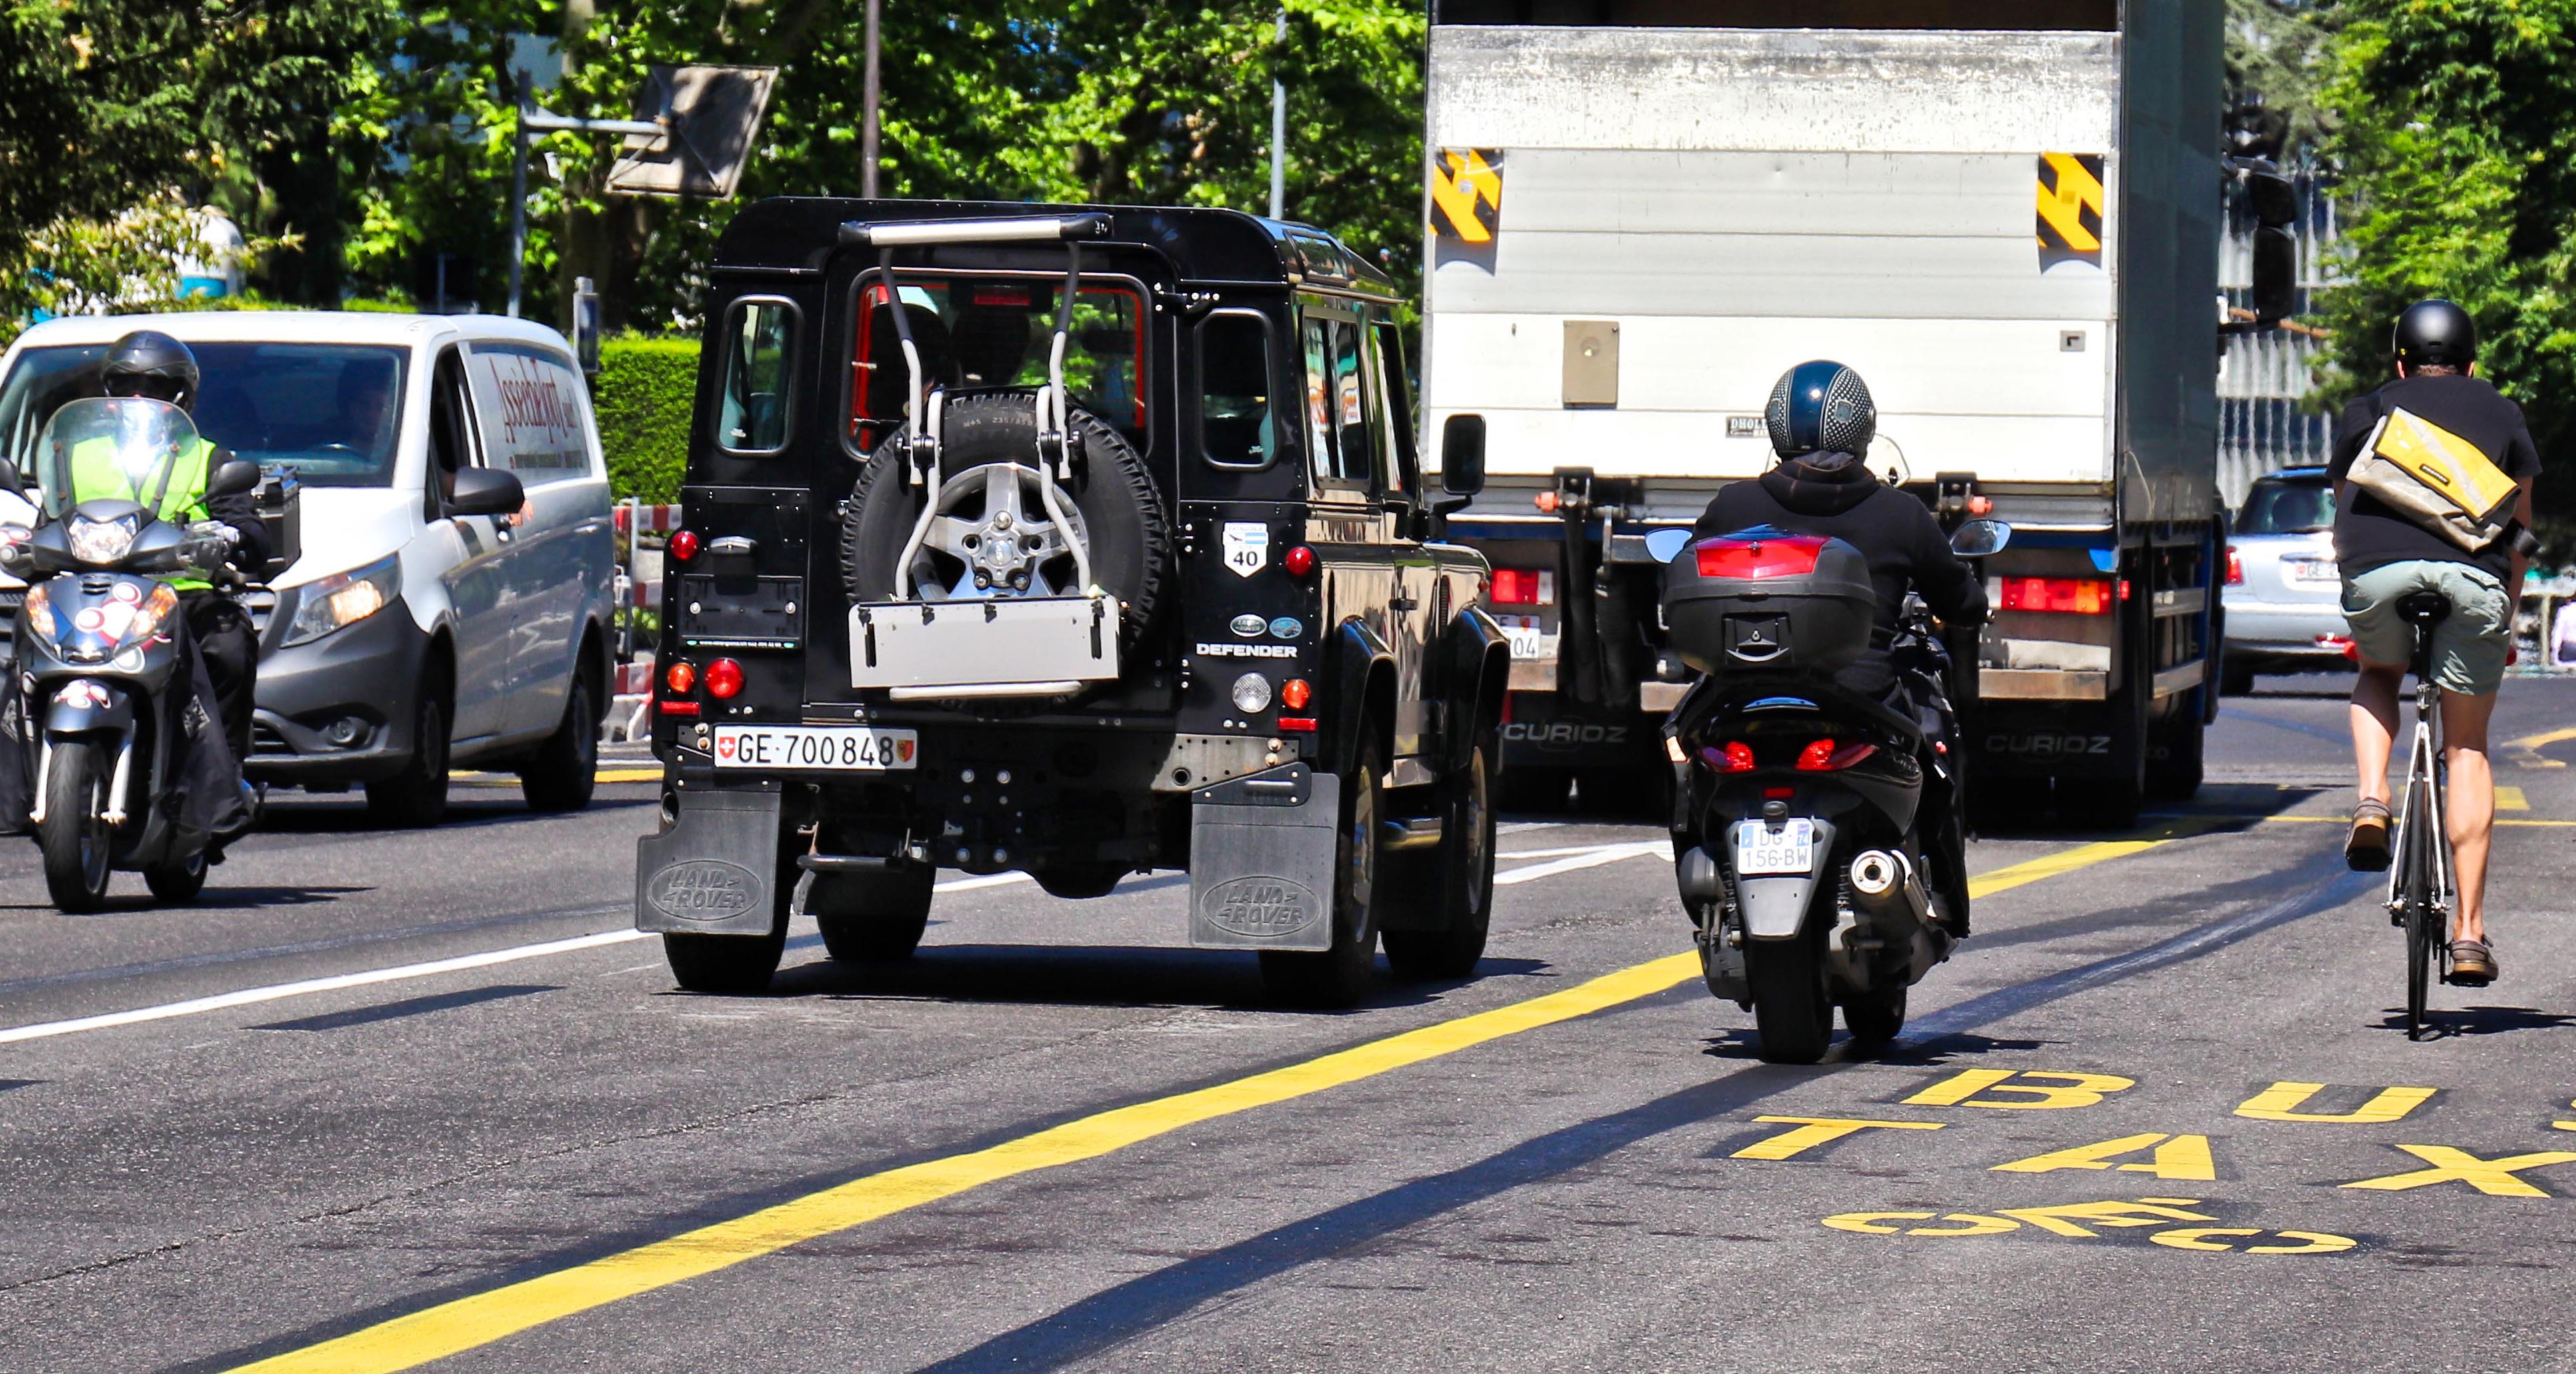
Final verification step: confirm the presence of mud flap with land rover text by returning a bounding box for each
[635,785,784,935]
[1188,762,1339,952]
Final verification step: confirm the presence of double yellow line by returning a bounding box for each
[233,838,2185,1373]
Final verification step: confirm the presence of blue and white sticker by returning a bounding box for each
[1222,522,1269,578]
[1230,613,1267,638]
[1268,616,1303,640]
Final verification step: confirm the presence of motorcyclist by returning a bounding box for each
[77,331,271,771]
[1685,360,1989,933]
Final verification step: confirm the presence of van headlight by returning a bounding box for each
[67,513,139,566]
[283,554,401,646]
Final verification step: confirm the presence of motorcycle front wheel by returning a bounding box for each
[39,740,113,913]
[1744,930,1834,1065]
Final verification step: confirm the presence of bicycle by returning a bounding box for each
[2383,590,2457,1041]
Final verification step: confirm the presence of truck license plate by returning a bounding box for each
[1497,614,1557,662]
[712,726,918,771]
[1733,819,1816,876]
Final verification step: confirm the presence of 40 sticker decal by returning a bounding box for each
[1822,1196,2355,1256]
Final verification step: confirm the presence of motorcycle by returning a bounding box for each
[1650,518,2010,1064]
[0,396,260,912]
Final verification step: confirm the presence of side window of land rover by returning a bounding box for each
[714,297,798,454]
[1198,311,1277,468]
[1301,310,1376,492]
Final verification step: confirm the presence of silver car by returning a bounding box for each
[2222,466,2345,694]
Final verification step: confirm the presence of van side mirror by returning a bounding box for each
[1440,413,1487,498]
[447,467,527,518]
[209,460,261,499]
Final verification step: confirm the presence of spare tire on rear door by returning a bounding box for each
[839,391,1169,669]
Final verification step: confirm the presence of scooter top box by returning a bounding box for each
[1662,526,1875,676]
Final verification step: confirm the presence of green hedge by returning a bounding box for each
[593,336,700,501]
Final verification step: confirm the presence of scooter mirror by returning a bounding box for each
[1642,528,1694,564]
[1950,518,2013,557]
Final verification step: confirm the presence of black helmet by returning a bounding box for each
[100,329,200,410]
[1765,360,1875,460]
[2393,299,2476,371]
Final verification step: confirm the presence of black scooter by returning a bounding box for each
[1653,519,2008,1063]
[1,396,260,911]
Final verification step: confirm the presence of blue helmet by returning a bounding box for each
[1764,360,1874,460]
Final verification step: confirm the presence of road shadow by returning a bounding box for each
[1698,1027,2046,1065]
[747,944,1553,1013]
[254,794,652,837]
[0,883,372,916]
[2371,1004,2576,1039]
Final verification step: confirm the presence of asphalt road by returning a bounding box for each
[4,676,2575,1372]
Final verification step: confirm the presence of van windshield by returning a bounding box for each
[0,341,409,489]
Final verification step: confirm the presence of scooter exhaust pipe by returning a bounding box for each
[1849,849,1935,929]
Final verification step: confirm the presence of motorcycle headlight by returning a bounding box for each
[67,514,139,566]
[284,554,401,646]
[21,582,54,639]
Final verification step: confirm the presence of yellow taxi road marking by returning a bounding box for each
[227,952,1706,1373]
[2507,726,2576,768]
[1821,1196,2365,1255]
[1729,1116,1944,1160]
[228,829,2179,1372]
[2235,1082,2436,1124]
[2337,1145,2576,1197]
[0,930,650,1048]
[1991,1132,2216,1181]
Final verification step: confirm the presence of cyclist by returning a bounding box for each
[2332,300,2539,986]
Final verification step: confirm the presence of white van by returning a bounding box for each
[0,312,617,824]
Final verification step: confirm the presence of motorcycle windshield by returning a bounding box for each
[29,396,199,521]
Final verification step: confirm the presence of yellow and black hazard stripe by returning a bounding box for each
[2037,152,2105,269]
[1430,147,1502,269]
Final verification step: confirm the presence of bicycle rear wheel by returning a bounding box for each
[2402,784,2437,1041]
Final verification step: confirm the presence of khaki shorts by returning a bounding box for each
[2341,560,2513,695]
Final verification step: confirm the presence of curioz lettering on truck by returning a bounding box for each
[1417,0,2295,823]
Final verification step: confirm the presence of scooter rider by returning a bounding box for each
[82,331,271,768]
[1686,360,1988,932]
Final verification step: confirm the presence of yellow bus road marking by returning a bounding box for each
[229,833,2180,1373]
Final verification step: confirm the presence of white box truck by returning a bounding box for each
[1421,0,2293,826]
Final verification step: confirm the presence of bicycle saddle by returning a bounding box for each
[2397,590,2452,624]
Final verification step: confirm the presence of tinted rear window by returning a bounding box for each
[2237,480,2334,536]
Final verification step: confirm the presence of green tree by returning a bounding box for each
[2315,0,2576,513]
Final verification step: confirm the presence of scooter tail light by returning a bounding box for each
[1694,536,1826,580]
[1794,738,1878,771]
[1698,740,1756,773]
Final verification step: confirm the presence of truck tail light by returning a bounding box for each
[1794,738,1878,771]
[2225,546,2243,585]
[1696,536,1825,579]
[1998,576,2113,615]
[1490,568,1553,606]
[705,658,744,699]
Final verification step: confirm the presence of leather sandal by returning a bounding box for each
[2447,939,2497,987]
[2345,799,2391,872]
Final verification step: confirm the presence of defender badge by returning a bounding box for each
[1268,616,1302,640]
[1230,613,1267,638]
[1222,522,1268,578]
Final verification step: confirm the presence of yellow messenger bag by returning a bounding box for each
[2349,406,2521,553]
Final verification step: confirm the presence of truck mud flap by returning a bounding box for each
[635,786,782,935]
[1188,763,1338,952]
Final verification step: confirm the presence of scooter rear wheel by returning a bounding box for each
[39,740,112,913]
[1744,933,1834,1065]
[1840,984,1907,1047]
[144,850,208,903]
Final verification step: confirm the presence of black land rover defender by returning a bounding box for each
[635,199,1509,1005]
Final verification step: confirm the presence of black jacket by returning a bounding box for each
[1690,451,1987,700]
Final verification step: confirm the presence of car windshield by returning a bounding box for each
[0,341,408,490]
[2237,480,2334,535]
[848,277,1146,453]
[31,396,200,520]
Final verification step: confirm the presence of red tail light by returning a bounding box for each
[668,529,700,562]
[1999,576,2113,615]
[663,661,696,695]
[1490,568,1552,606]
[1794,738,1879,771]
[1696,536,1826,580]
[1284,544,1316,578]
[2225,546,2244,585]
[705,658,744,699]
[1699,741,1757,773]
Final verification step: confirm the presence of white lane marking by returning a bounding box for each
[5,845,1661,1048]
[1498,840,1663,861]
[936,873,1034,893]
[0,930,648,1047]
[1494,841,1664,886]
[1496,821,1562,836]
